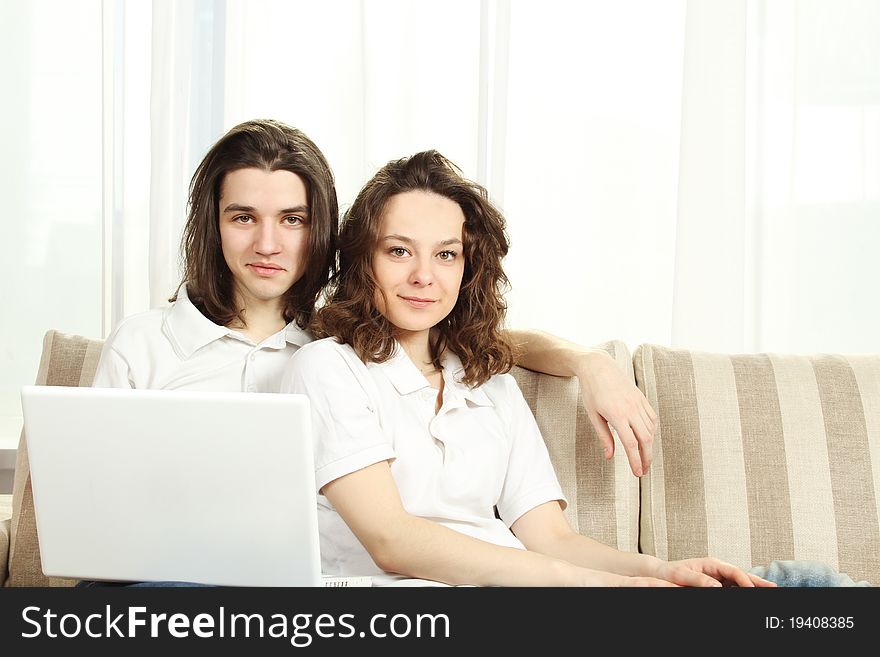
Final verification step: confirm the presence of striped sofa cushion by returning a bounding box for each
[511,340,639,553]
[634,344,880,585]
[8,330,103,587]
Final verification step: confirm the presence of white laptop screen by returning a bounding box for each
[21,385,322,587]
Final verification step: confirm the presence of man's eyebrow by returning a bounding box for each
[222,203,256,213]
[280,205,310,215]
[381,235,463,247]
[222,203,309,215]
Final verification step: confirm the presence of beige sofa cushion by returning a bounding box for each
[8,330,104,587]
[511,340,639,553]
[634,344,880,585]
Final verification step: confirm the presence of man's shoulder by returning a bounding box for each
[106,306,169,344]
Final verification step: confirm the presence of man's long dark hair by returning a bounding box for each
[173,119,338,329]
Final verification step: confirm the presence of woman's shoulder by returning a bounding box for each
[283,338,375,399]
[292,336,357,359]
[466,370,524,406]
[289,337,365,375]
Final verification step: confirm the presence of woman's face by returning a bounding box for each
[372,190,466,339]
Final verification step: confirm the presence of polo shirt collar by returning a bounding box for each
[440,351,494,408]
[163,285,311,359]
[282,322,313,348]
[380,343,493,407]
[378,345,428,396]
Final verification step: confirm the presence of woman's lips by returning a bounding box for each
[399,295,436,309]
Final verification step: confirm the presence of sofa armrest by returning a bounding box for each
[511,339,640,554]
[8,330,103,587]
[1,516,10,587]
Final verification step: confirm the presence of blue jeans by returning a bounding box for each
[749,560,871,587]
[76,580,214,587]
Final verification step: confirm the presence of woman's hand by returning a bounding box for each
[650,558,777,587]
[572,568,679,587]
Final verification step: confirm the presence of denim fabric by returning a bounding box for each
[76,580,214,587]
[749,560,871,587]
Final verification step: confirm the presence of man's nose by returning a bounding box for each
[255,221,281,255]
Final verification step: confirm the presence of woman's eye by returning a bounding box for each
[389,247,409,257]
[437,250,457,261]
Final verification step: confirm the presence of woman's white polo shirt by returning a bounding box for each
[281,337,566,584]
[93,286,312,391]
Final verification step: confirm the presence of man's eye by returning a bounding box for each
[233,215,254,224]
[283,216,305,225]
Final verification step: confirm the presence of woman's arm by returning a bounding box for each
[511,502,774,587]
[322,462,673,587]
[505,328,656,477]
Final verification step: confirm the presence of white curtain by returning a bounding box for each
[754,0,880,354]
[114,0,880,354]
[1,0,103,448]
[672,0,880,354]
[3,0,879,451]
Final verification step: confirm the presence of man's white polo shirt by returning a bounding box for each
[93,286,312,391]
[281,337,566,585]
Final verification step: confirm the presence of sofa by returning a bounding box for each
[2,330,878,586]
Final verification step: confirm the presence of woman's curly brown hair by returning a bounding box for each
[313,150,514,387]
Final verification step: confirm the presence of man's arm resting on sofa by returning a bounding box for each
[506,328,657,477]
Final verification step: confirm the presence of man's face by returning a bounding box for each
[218,168,311,312]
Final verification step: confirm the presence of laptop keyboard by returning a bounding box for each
[321,576,372,587]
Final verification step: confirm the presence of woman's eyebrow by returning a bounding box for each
[382,234,414,244]
[382,235,462,247]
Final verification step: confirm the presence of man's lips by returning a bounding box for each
[248,263,285,277]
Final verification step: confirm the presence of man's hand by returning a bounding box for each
[504,329,658,477]
[576,351,657,477]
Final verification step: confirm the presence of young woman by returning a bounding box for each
[280,150,774,587]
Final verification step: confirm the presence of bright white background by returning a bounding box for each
[2,0,879,449]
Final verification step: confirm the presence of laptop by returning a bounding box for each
[21,385,369,587]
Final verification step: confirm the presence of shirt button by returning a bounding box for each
[249,354,256,362]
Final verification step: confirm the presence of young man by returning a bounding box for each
[93,118,657,476]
